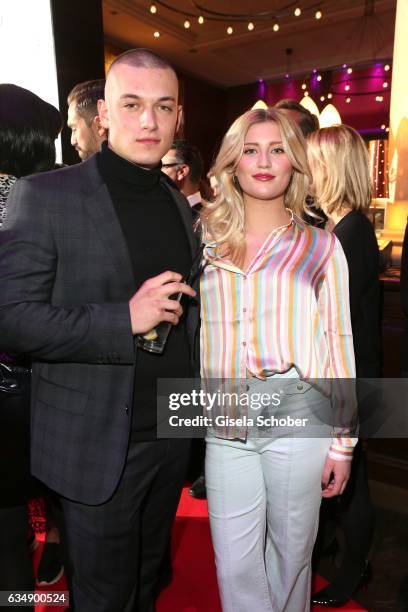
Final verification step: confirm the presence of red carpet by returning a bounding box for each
[33,487,366,611]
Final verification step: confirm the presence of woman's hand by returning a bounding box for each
[321,456,351,498]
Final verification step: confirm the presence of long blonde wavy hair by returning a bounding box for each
[201,107,311,256]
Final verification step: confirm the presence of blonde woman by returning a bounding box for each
[308,125,379,607]
[200,107,356,612]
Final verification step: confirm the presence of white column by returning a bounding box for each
[386,0,408,251]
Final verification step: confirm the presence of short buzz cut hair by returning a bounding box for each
[108,48,177,78]
[171,140,204,185]
[274,98,319,137]
[67,79,105,125]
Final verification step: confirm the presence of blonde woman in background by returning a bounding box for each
[200,108,357,612]
[308,125,379,607]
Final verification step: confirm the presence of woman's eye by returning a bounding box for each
[243,147,257,155]
[272,147,285,154]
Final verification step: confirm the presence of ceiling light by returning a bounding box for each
[301,83,307,90]
[227,26,233,34]
[248,22,254,30]
[184,19,190,29]
[315,9,322,19]
[381,124,386,130]
[347,67,353,74]
[319,104,342,127]
[300,96,320,118]
[327,93,332,99]
[383,82,388,88]
[150,4,157,14]
[273,22,279,32]
[304,91,309,96]
[346,97,351,103]
[384,64,390,71]
[317,74,322,81]
[320,95,325,101]
[198,15,204,24]
[252,100,268,110]
[345,84,350,91]
[154,31,160,37]
[294,7,301,17]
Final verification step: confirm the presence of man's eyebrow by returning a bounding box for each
[119,94,177,102]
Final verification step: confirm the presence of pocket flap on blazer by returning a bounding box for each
[36,376,88,415]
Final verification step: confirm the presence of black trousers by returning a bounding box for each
[0,505,34,612]
[60,438,191,612]
[314,442,374,583]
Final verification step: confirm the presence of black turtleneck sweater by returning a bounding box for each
[97,143,192,439]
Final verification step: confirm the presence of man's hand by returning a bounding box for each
[321,456,351,498]
[128,271,196,335]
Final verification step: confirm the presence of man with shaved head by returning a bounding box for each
[0,49,199,611]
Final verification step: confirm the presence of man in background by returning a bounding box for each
[67,79,107,160]
[162,140,204,212]
[274,98,319,136]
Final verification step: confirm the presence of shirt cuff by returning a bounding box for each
[328,433,357,461]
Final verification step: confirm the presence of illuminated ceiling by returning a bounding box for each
[103,0,396,87]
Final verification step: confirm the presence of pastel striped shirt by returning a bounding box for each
[200,213,357,460]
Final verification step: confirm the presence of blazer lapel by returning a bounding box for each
[162,180,199,257]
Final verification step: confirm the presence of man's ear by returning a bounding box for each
[93,114,107,138]
[98,99,109,130]
[176,164,190,182]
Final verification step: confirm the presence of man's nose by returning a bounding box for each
[140,107,158,130]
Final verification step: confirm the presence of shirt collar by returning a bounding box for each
[204,209,306,270]
[187,191,201,207]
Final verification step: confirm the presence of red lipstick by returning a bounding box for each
[253,173,274,180]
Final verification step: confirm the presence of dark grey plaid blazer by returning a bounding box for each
[0,156,200,504]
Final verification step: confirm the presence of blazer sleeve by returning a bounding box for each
[0,178,135,364]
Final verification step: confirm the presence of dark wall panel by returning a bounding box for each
[51,0,105,165]
[180,73,227,173]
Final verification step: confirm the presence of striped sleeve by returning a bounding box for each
[318,235,358,461]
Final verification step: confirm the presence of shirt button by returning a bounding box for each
[243,308,247,313]
[242,341,247,346]
[297,384,303,390]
